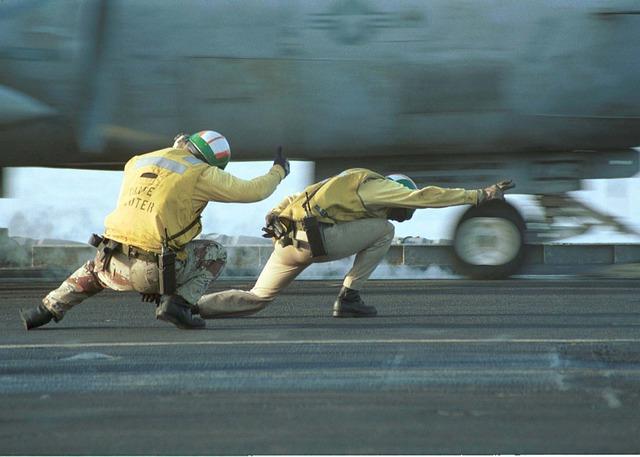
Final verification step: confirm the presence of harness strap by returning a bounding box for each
[166,216,201,243]
[302,179,330,217]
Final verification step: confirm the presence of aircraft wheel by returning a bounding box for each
[453,200,525,279]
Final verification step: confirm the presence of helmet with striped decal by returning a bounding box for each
[187,130,231,169]
[386,173,417,190]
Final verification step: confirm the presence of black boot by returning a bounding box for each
[19,304,55,330]
[332,286,377,318]
[156,295,205,329]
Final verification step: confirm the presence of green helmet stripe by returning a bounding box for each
[397,178,416,189]
[187,131,231,169]
[386,174,417,190]
[189,135,215,162]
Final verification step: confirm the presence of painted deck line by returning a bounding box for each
[1,337,639,350]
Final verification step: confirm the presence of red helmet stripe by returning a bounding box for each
[206,135,224,145]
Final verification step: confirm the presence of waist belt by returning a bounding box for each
[120,244,158,263]
[88,234,158,267]
[293,220,332,231]
[277,220,330,253]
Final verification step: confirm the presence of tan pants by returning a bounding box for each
[43,240,226,319]
[197,218,395,318]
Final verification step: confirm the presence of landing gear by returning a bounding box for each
[453,200,526,279]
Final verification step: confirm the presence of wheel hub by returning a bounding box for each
[454,217,522,266]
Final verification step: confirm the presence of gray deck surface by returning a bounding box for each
[1,279,639,454]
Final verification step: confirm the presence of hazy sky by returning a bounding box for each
[0,162,638,243]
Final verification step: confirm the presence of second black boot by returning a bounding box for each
[156,295,206,329]
[19,304,56,330]
[332,286,377,318]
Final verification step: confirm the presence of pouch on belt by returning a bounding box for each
[302,215,327,258]
[158,231,176,295]
[302,192,327,258]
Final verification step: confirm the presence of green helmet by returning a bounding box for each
[187,130,231,169]
[386,173,417,190]
[386,174,418,222]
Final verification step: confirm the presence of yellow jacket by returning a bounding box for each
[104,147,285,253]
[273,168,477,223]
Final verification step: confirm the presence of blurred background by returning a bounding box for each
[1,0,639,278]
[0,164,638,244]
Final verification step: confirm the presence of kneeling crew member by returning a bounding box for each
[194,168,513,318]
[20,130,290,330]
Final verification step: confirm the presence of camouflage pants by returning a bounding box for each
[43,240,227,319]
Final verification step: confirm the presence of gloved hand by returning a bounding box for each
[273,146,290,178]
[262,212,288,239]
[478,179,515,205]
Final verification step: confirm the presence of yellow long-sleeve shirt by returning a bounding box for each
[105,147,285,252]
[357,178,478,211]
[193,164,285,204]
[272,169,477,224]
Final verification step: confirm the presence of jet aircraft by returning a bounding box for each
[1,0,639,277]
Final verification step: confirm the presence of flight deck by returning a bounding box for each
[1,279,639,454]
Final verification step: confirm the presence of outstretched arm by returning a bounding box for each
[194,164,286,203]
[359,178,479,210]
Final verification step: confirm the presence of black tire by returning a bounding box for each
[452,200,526,279]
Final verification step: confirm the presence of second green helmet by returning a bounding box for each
[386,173,417,190]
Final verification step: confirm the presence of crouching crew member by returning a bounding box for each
[20,130,290,330]
[195,169,513,318]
